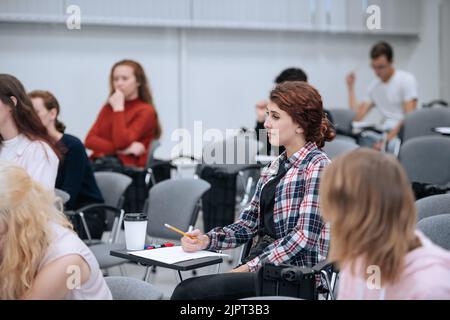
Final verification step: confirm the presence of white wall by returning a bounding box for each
[0,0,442,159]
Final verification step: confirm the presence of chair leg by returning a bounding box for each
[144,266,152,282]
[119,264,127,276]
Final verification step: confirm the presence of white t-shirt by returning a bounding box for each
[39,222,112,300]
[364,69,418,130]
[0,134,59,189]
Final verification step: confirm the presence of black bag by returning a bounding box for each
[198,165,238,232]
[412,182,450,200]
[69,207,106,240]
[91,155,125,172]
[256,263,318,299]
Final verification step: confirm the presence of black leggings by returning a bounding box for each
[171,272,257,300]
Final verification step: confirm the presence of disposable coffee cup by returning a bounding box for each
[124,213,148,251]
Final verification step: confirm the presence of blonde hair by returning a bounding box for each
[319,148,419,285]
[0,161,72,299]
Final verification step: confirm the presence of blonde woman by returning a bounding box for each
[0,161,112,299]
[320,148,450,299]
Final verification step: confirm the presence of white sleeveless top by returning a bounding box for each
[39,222,112,300]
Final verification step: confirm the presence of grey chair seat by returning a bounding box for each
[417,214,450,250]
[416,194,450,221]
[89,243,127,269]
[402,107,450,142]
[105,276,164,300]
[323,138,359,159]
[399,136,450,185]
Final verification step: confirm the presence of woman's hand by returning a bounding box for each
[118,141,146,156]
[228,264,250,273]
[255,100,268,122]
[181,229,210,252]
[109,90,125,112]
[346,72,356,89]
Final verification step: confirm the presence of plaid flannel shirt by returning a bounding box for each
[207,141,331,272]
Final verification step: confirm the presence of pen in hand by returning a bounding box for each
[164,223,197,241]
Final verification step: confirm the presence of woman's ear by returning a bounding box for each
[9,96,17,107]
[296,127,304,134]
[49,108,58,121]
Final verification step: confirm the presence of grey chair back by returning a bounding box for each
[328,109,356,134]
[323,138,359,159]
[416,194,450,221]
[417,214,450,250]
[145,178,210,240]
[146,140,161,168]
[94,172,132,230]
[203,135,262,166]
[105,276,164,300]
[399,136,450,185]
[402,107,450,142]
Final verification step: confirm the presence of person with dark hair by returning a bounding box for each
[346,41,418,150]
[30,90,105,239]
[171,81,335,300]
[85,59,162,168]
[255,67,333,156]
[0,74,59,189]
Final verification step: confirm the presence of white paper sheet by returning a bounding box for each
[128,246,229,264]
[435,127,450,134]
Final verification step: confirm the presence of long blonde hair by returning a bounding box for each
[0,161,72,299]
[319,148,419,285]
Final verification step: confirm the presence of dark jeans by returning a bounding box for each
[171,272,257,300]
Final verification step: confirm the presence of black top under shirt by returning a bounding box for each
[56,134,104,210]
[241,159,288,263]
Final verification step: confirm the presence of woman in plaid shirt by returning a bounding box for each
[172,81,336,300]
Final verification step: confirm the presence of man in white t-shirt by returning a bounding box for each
[346,41,418,150]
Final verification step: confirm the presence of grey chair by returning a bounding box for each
[417,214,450,250]
[323,138,359,159]
[105,276,164,300]
[71,172,132,272]
[402,107,450,142]
[416,194,450,221]
[141,178,210,280]
[202,135,263,213]
[144,178,211,241]
[399,136,450,185]
[328,108,356,135]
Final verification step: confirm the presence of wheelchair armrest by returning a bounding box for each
[68,204,125,243]
[312,260,337,273]
[238,164,263,172]
[75,203,123,217]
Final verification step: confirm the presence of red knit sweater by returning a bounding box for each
[85,98,156,168]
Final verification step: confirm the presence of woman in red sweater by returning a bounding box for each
[85,60,162,168]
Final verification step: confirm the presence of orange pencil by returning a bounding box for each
[164,223,196,240]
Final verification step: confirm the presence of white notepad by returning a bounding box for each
[128,246,229,264]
